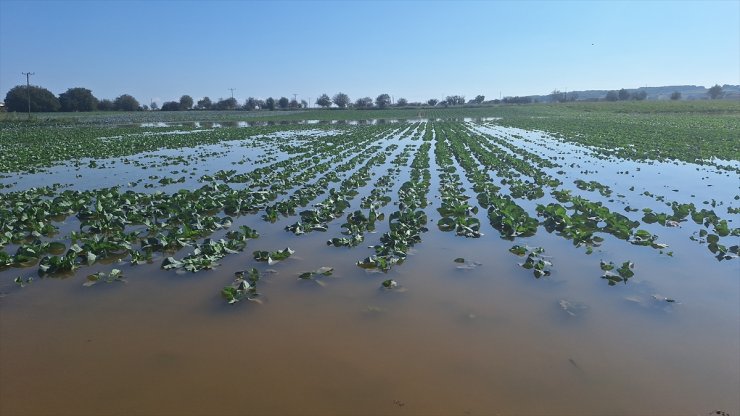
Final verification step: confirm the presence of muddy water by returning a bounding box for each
[1,124,738,415]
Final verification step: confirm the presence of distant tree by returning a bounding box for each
[332,92,350,108]
[244,97,257,110]
[196,97,212,110]
[355,97,373,108]
[114,94,140,111]
[445,95,465,106]
[316,94,332,108]
[265,97,276,110]
[427,98,439,106]
[150,101,159,110]
[473,95,485,104]
[97,99,115,111]
[707,84,723,99]
[256,99,266,109]
[278,97,290,109]
[617,88,630,101]
[670,91,682,100]
[179,95,193,110]
[375,93,391,108]
[632,90,647,101]
[549,90,565,103]
[605,90,619,101]
[142,105,149,111]
[4,85,61,112]
[215,97,238,110]
[300,99,308,108]
[160,101,180,111]
[502,96,533,104]
[396,97,408,107]
[59,87,97,112]
[568,92,578,102]
[289,99,300,109]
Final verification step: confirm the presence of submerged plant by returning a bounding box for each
[83,268,125,287]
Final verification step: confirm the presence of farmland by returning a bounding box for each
[1,101,739,415]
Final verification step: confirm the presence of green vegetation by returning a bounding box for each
[511,245,552,278]
[600,261,635,286]
[222,268,261,304]
[6,100,736,168]
[4,85,60,112]
[1,101,737,304]
[298,267,335,287]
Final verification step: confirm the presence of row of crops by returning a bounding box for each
[0,120,738,301]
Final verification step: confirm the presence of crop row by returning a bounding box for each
[356,130,432,271]
[328,144,417,248]
[434,129,481,238]
[437,123,539,239]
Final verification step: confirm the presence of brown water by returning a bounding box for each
[1,123,738,415]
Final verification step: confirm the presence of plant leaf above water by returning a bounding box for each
[253,247,295,264]
[382,279,397,288]
[222,267,260,304]
[83,268,125,287]
[298,266,334,282]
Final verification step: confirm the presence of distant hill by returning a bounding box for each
[529,84,740,102]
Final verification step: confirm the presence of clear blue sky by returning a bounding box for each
[1,0,738,105]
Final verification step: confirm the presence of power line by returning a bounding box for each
[22,72,34,119]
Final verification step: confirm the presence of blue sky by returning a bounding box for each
[1,0,738,105]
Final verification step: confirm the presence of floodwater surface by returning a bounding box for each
[1,121,738,415]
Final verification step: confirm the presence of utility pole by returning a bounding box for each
[228,88,235,99]
[22,72,34,119]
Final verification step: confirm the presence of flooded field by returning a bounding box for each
[0,116,738,415]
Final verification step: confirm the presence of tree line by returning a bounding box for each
[603,88,648,102]
[167,93,488,111]
[602,84,725,102]
[2,86,144,112]
[2,84,493,113]
[2,83,730,113]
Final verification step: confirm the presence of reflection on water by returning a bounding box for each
[136,119,403,128]
[134,116,502,129]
